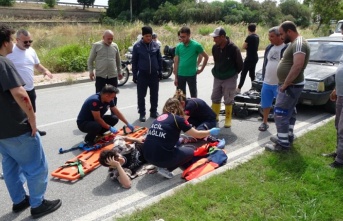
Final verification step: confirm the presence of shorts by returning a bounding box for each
[261,83,278,108]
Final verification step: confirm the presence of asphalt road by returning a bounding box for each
[0,61,333,221]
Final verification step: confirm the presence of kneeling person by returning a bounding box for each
[77,85,134,145]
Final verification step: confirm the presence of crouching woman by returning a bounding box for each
[142,98,220,179]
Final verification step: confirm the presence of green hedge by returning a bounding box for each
[40,44,91,73]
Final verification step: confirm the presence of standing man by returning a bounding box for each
[132,26,163,122]
[322,25,343,168]
[7,29,53,136]
[88,30,122,92]
[258,27,287,132]
[174,26,209,98]
[237,23,259,93]
[77,85,134,145]
[209,27,243,128]
[265,21,310,152]
[0,25,61,218]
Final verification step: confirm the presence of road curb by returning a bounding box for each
[107,115,335,221]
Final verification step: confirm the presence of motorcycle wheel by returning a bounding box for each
[118,65,130,86]
[162,66,173,79]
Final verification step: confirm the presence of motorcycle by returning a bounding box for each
[118,45,175,87]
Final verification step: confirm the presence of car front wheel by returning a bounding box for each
[324,99,336,114]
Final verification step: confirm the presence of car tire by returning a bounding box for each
[324,99,336,114]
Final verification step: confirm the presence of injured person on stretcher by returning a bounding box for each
[98,135,155,189]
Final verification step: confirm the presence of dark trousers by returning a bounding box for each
[77,115,118,143]
[238,60,258,89]
[26,88,37,112]
[137,74,159,116]
[95,76,118,93]
[177,75,197,98]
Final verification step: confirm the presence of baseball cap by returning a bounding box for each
[209,27,226,37]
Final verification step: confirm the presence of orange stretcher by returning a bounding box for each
[51,126,148,181]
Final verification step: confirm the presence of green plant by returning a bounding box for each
[0,0,14,6]
[198,26,213,36]
[44,0,56,8]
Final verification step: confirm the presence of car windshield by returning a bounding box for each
[309,41,343,63]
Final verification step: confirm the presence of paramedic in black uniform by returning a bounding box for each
[142,98,220,179]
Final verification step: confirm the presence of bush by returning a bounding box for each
[0,0,14,6]
[41,44,91,73]
[44,0,56,8]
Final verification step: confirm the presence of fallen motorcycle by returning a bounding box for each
[118,45,175,86]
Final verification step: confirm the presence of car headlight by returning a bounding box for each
[304,81,325,92]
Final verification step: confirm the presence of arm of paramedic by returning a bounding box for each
[110,106,129,125]
[92,110,111,130]
[185,127,211,139]
[106,157,131,189]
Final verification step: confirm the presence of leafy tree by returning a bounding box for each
[0,0,15,6]
[44,0,56,8]
[77,0,95,10]
[279,0,311,27]
[260,0,282,27]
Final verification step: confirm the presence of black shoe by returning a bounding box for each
[31,199,62,219]
[38,130,46,136]
[13,195,30,213]
[150,112,159,119]
[329,161,343,168]
[322,152,337,158]
[139,115,146,122]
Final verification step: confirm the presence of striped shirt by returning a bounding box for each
[277,36,310,84]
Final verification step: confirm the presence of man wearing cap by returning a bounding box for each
[132,26,163,122]
[88,30,122,92]
[210,27,243,128]
[174,26,209,98]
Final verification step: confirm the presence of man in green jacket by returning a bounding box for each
[88,30,122,92]
[210,27,243,128]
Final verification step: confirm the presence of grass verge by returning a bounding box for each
[117,120,343,221]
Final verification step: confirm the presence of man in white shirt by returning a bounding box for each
[7,29,53,136]
[258,26,287,132]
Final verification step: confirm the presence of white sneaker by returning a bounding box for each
[157,167,174,179]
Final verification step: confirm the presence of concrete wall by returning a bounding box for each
[0,7,102,20]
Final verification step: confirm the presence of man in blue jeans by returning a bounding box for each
[0,25,61,218]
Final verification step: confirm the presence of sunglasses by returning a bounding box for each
[21,40,33,44]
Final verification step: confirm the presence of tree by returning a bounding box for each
[0,0,15,6]
[45,0,56,8]
[279,0,311,27]
[78,0,95,10]
[260,0,282,27]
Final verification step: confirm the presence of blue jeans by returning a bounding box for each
[0,132,48,208]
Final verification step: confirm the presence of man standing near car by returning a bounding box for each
[132,26,163,122]
[88,30,122,92]
[258,27,287,132]
[174,26,209,98]
[265,21,310,152]
[7,29,53,136]
[209,27,243,128]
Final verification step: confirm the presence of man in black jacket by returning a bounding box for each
[132,26,163,122]
[210,27,243,128]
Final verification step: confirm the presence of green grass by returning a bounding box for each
[116,120,343,221]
